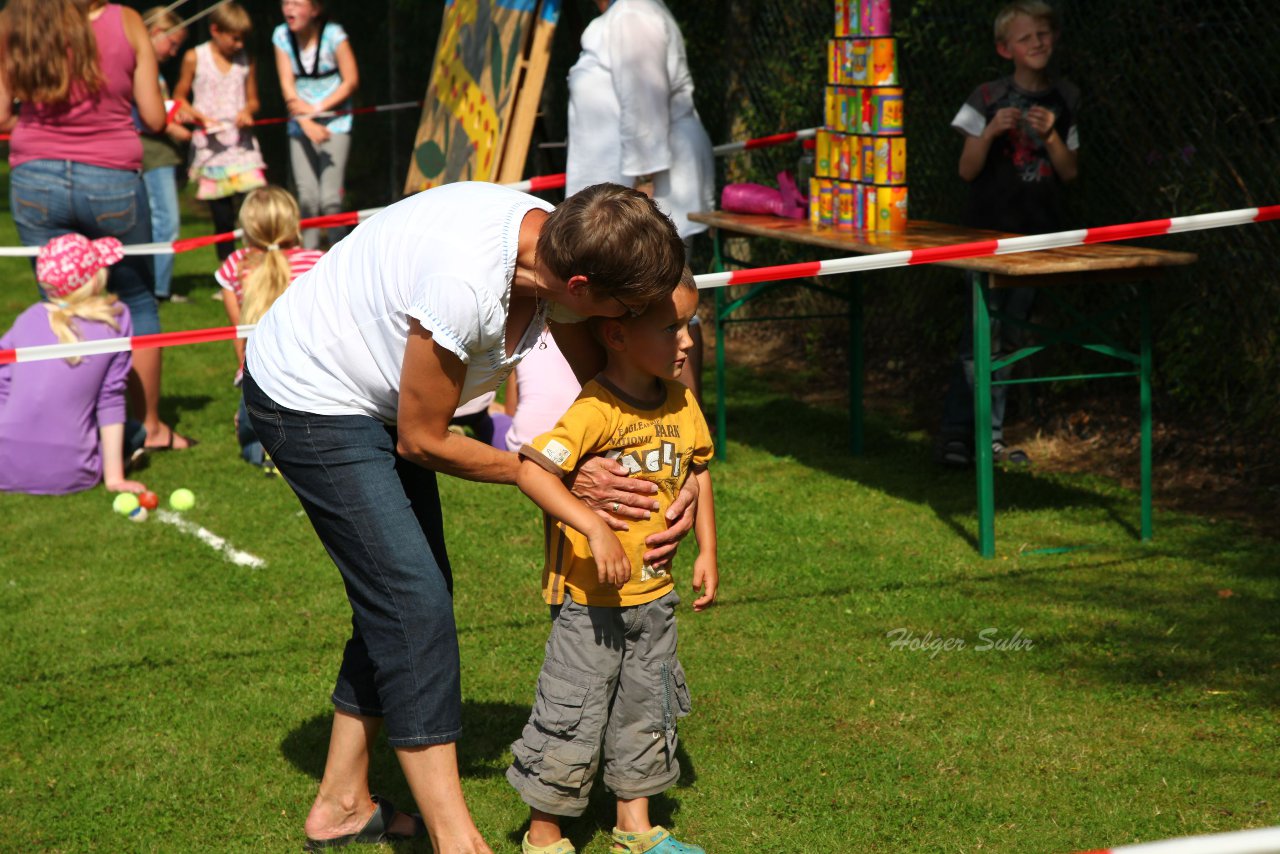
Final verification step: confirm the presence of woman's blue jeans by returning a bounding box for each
[142,166,180,299]
[236,393,264,466]
[242,372,463,746]
[10,160,159,335]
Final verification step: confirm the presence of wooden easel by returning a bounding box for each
[404,0,561,194]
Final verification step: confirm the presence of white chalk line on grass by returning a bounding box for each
[1086,826,1280,854]
[155,510,266,568]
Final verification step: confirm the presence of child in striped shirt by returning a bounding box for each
[216,186,324,470]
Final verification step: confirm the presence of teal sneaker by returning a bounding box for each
[611,826,705,854]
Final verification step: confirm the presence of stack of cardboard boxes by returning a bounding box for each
[811,0,908,231]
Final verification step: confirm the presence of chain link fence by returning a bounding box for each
[669,0,1280,439]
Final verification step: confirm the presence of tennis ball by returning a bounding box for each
[138,490,159,510]
[113,492,140,515]
[169,488,196,511]
[128,506,149,523]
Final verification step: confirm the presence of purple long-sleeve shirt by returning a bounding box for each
[0,303,133,495]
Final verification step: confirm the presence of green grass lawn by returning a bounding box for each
[0,180,1277,853]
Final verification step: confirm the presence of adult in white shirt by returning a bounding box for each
[566,0,713,400]
[244,182,692,853]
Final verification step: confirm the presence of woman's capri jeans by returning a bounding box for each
[10,160,160,335]
[242,371,464,746]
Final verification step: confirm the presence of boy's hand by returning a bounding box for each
[691,553,718,611]
[1025,105,1058,138]
[984,106,1021,139]
[587,527,630,588]
[105,479,146,494]
[569,455,660,531]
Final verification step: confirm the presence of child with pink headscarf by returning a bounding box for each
[0,234,149,496]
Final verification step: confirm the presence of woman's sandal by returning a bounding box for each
[302,795,427,851]
[143,426,199,452]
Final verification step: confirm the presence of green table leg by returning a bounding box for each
[849,278,864,455]
[715,284,728,462]
[973,274,996,558]
[711,231,729,462]
[1140,282,1153,541]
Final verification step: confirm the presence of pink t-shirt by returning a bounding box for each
[215,247,325,302]
[504,331,582,452]
[10,5,143,171]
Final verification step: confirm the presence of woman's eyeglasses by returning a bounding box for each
[611,295,644,318]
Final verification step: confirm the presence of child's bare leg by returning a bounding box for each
[615,796,652,834]
[527,808,566,847]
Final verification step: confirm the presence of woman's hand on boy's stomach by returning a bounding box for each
[568,455,660,530]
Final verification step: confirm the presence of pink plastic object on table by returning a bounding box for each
[720,171,808,219]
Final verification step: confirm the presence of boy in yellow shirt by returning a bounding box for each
[508,269,717,854]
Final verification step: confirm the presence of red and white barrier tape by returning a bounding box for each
[4,203,1276,367]
[1074,826,1280,854]
[202,100,425,134]
[695,204,1280,290]
[0,325,252,366]
[504,173,568,194]
[713,127,818,156]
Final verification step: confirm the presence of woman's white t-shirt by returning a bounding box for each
[247,182,554,423]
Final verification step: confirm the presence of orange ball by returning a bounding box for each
[138,490,159,510]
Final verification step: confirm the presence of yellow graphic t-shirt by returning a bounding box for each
[521,375,714,607]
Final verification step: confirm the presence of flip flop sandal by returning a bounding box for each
[144,429,199,452]
[302,795,424,850]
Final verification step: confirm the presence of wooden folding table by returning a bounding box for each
[688,211,1197,557]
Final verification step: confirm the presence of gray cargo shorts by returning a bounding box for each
[506,589,691,817]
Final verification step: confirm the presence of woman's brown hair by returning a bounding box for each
[537,183,685,308]
[2,0,102,104]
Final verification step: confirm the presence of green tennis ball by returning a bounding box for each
[113,492,140,515]
[169,488,196,511]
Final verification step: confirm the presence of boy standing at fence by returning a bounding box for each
[938,0,1079,467]
[508,270,717,854]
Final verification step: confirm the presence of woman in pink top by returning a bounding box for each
[0,0,197,451]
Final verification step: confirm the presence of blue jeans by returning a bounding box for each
[142,166,180,299]
[10,160,159,335]
[242,372,463,746]
[941,274,1037,442]
[236,394,264,465]
[124,418,147,459]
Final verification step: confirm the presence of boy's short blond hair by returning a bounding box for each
[994,0,1057,43]
[211,1,252,36]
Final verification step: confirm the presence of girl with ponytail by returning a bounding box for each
[215,185,324,468]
